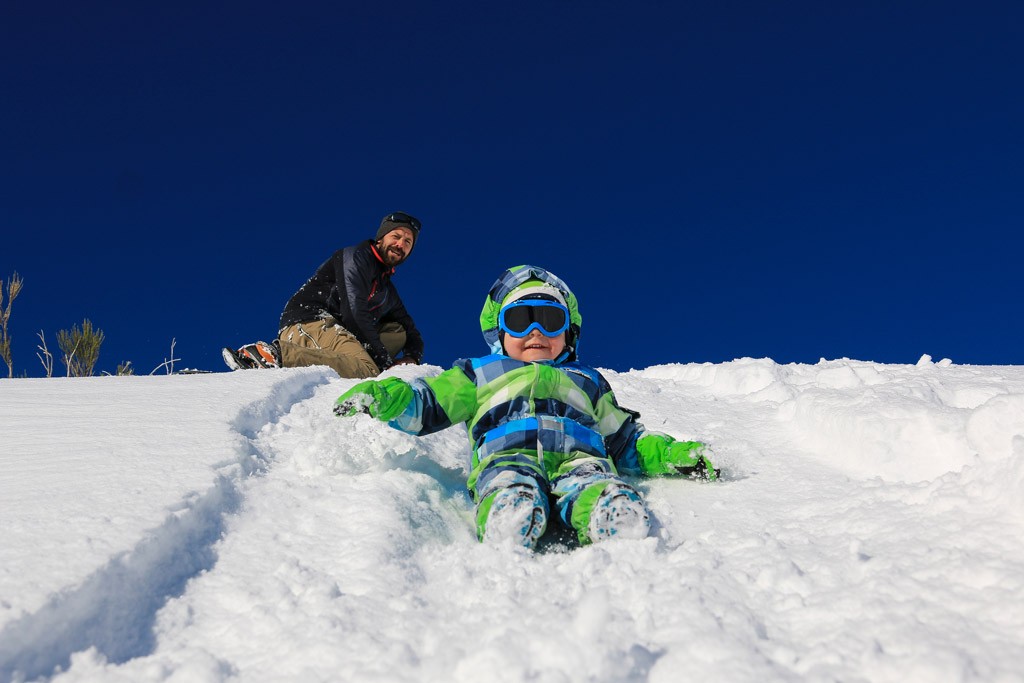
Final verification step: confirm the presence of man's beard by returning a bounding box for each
[382,246,405,265]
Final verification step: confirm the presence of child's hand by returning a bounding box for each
[685,452,720,481]
[636,435,720,481]
[334,388,376,417]
[667,441,720,481]
[333,378,413,421]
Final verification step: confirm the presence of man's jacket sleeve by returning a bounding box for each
[340,247,393,369]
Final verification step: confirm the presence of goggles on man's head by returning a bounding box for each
[498,299,570,338]
[384,212,421,230]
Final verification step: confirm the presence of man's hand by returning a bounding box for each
[333,378,413,421]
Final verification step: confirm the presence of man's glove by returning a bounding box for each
[636,434,720,481]
[333,377,413,421]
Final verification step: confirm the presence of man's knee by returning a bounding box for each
[378,322,407,358]
[278,333,380,378]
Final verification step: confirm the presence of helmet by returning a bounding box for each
[480,265,582,363]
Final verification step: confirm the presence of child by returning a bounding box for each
[334,265,717,549]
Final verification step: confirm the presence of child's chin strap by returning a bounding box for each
[557,324,579,364]
[554,336,576,364]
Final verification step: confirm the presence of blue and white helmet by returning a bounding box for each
[479,265,582,363]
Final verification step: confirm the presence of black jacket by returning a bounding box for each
[279,240,424,369]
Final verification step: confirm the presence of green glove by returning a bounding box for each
[333,378,413,421]
[636,434,719,481]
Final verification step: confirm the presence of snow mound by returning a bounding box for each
[2,358,1024,682]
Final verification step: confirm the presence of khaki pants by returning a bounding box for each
[278,318,407,378]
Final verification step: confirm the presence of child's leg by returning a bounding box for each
[473,462,550,549]
[550,459,651,545]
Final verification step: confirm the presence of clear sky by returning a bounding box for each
[3,2,1022,377]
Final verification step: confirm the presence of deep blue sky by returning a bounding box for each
[3,2,1022,377]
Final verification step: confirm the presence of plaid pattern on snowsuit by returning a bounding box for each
[387,353,654,543]
[338,265,713,544]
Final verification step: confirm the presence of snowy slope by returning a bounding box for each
[1,357,1023,682]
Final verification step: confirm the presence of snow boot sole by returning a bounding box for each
[222,346,255,370]
[222,341,281,371]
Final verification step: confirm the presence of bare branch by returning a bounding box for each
[1,272,23,378]
[36,330,54,378]
[150,339,180,375]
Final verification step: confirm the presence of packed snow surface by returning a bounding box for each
[2,356,1024,682]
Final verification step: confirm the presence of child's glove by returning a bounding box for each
[636,434,720,481]
[333,378,413,421]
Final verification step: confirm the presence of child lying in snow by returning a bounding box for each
[334,265,718,549]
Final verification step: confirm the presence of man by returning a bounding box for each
[223,211,425,378]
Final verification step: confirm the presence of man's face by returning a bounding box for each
[377,227,415,266]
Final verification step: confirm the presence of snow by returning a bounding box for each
[2,356,1024,682]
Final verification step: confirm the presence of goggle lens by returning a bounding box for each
[499,300,570,338]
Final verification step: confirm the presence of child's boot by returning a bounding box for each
[479,484,547,549]
[588,484,651,542]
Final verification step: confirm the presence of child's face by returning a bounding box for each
[504,329,566,362]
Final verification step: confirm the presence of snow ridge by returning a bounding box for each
[0,370,332,682]
[0,476,240,682]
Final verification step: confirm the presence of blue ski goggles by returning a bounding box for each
[498,300,570,338]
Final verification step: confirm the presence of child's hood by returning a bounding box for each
[480,265,582,363]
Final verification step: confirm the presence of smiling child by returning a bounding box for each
[334,265,717,549]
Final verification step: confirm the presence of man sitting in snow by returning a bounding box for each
[223,211,425,378]
[334,265,718,549]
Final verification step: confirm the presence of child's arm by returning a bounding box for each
[632,432,719,480]
[593,376,719,481]
[334,367,478,436]
[335,377,413,421]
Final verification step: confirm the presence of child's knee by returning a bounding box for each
[474,466,544,501]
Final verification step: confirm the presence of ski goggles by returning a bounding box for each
[498,300,570,338]
[383,212,421,230]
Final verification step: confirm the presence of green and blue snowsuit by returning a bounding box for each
[352,265,714,545]
[386,352,708,543]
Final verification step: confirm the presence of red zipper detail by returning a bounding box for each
[368,243,394,304]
